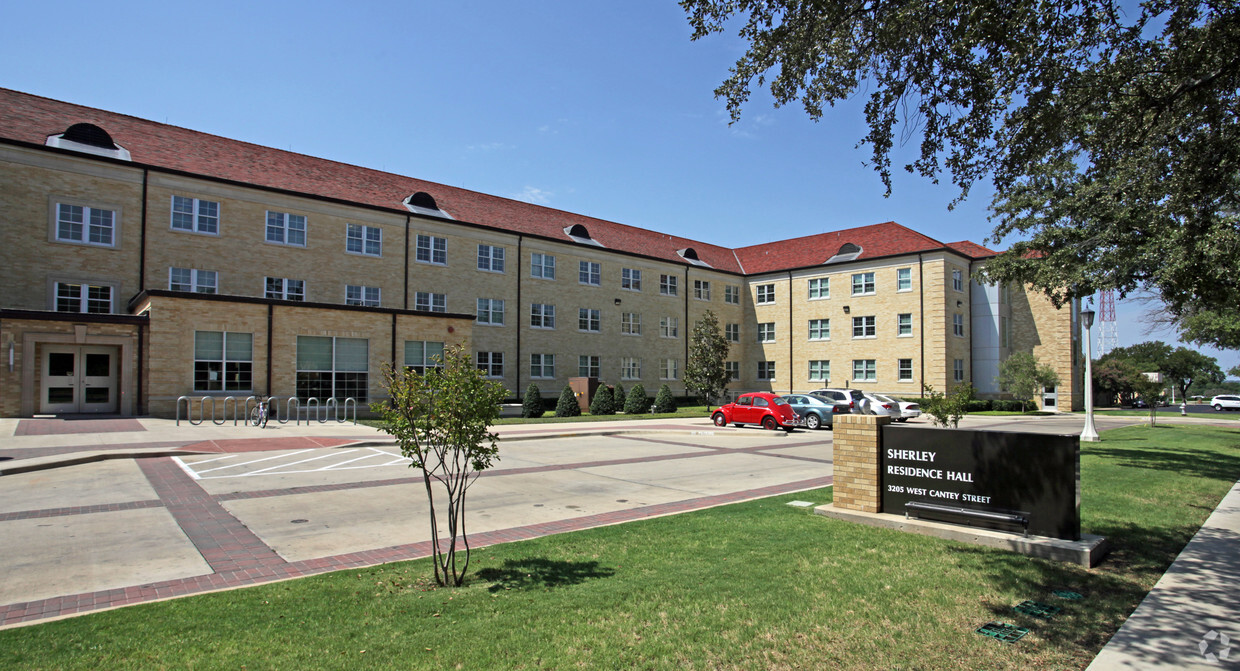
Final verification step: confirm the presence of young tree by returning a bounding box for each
[684,310,731,409]
[997,352,1060,412]
[522,383,544,419]
[371,346,508,586]
[624,384,649,415]
[920,383,976,428]
[555,385,581,417]
[1130,373,1168,427]
[589,385,615,415]
[653,383,677,414]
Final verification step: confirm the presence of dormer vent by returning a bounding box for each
[677,247,712,267]
[46,123,131,160]
[825,242,862,264]
[565,224,603,247]
[403,192,453,219]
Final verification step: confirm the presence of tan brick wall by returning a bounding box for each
[832,414,890,512]
[1011,287,1081,411]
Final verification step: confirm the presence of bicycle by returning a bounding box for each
[249,397,271,428]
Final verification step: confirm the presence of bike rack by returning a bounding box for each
[213,396,241,426]
[276,397,298,425]
[175,395,355,426]
[293,397,358,425]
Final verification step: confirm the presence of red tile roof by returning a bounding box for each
[0,88,987,275]
[945,240,998,259]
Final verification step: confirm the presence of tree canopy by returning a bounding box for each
[683,0,1240,347]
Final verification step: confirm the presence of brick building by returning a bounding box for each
[0,88,1083,418]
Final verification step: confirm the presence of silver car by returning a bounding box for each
[777,393,851,430]
[862,393,902,418]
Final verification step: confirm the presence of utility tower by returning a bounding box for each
[1098,290,1118,356]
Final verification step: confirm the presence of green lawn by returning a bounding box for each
[4,424,1238,669]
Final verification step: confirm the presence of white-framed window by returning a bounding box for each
[405,340,445,374]
[55,282,113,313]
[530,353,555,379]
[579,355,600,378]
[898,358,914,381]
[194,331,253,392]
[897,267,912,292]
[530,303,556,329]
[808,318,830,341]
[897,313,913,336]
[852,316,876,338]
[725,323,740,342]
[724,285,740,305]
[477,351,504,378]
[694,280,711,300]
[725,361,740,381]
[56,203,115,247]
[170,267,217,293]
[808,277,829,300]
[346,224,382,256]
[416,291,446,313]
[757,361,776,381]
[953,313,965,337]
[579,308,601,332]
[756,284,775,304]
[296,335,369,402]
[852,272,875,296]
[758,322,776,342]
[266,211,306,246]
[660,317,679,339]
[659,274,677,296]
[477,298,505,325]
[477,244,505,272]
[621,268,642,291]
[416,234,447,265]
[852,359,877,382]
[266,277,305,301]
[531,253,556,279]
[954,358,966,382]
[622,312,642,335]
[621,357,642,380]
[171,196,219,234]
[808,360,830,382]
[661,358,678,380]
[579,261,601,286]
[952,269,964,292]
[347,284,380,307]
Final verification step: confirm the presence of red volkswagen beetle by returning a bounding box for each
[712,392,802,432]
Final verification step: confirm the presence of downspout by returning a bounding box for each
[266,304,274,396]
[516,235,523,401]
[788,270,794,394]
[918,253,925,398]
[391,313,397,372]
[139,169,149,290]
[403,215,411,310]
[966,260,974,388]
[684,266,690,393]
[137,321,145,414]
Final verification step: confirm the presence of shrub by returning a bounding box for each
[966,399,992,412]
[555,385,581,417]
[653,384,677,413]
[613,383,626,410]
[624,384,649,415]
[589,385,616,415]
[522,383,544,418]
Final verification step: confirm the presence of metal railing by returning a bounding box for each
[176,395,357,426]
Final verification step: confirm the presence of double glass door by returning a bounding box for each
[41,345,118,414]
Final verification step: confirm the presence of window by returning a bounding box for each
[808,278,829,299]
[724,285,740,305]
[725,361,740,381]
[477,244,505,272]
[621,357,642,380]
[416,291,446,313]
[55,283,113,313]
[852,359,877,382]
[756,284,775,304]
[579,261,601,286]
[579,355,600,378]
[757,361,776,381]
[725,323,740,342]
[694,280,711,300]
[1001,315,1011,348]
[954,359,965,382]
[266,211,306,246]
[852,272,875,295]
[531,303,556,328]
[660,274,677,296]
[477,298,505,325]
[405,340,445,374]
[346,224,382,256]
[622,268,642,291]
[852,316,876,338]
[898,359,913,381]
[194,331,252,392]
[952,269,964,292]
[953,313,965,337]
[266,277,305,301]
[660,317,679,339]
[56,203,115,246]
[897,267,912,292]
[530,353,555,379]
[757,322,776,342]
[661,358,678,380]
[171,196,218,234]
[531,253,556,279]
[346,285,380,307]
[170,267,217,293]
[477,351,504,378]
[579,308,601,332]
[416,234,447,264]
[808,319,830,341]
[296,336,369,402]
[622,312,641,335]
[897,313,912,336]
[809,360,830,382]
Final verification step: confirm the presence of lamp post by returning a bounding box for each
[1080,307,1099,442]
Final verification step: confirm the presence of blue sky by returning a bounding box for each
[3,0,1234,374]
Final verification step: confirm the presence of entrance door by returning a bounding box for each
[41,345,118,414]
[1042,385,1058,410]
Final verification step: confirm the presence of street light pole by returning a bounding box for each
[1081,307,1099,442]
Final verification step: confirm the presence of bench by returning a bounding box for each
[904,501,1029,537]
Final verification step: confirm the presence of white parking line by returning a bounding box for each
[245,449,359,476]
[193,449,316,475]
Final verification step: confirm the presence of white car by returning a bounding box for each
[1211,395,1240,411]
[895,399,921,422]
[862,393,902,418]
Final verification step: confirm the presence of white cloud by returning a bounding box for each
[511,186,552,205]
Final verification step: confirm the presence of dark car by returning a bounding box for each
[712,392,802,432]
[777,393,851,430]
[1131,399,1150,409]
